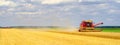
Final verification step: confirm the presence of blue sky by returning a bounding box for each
[0,0,120,27]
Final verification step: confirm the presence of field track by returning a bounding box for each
[0,29,120,45]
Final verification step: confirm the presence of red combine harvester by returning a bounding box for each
[78,20,103,32]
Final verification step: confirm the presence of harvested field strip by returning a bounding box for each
[48,31,120,39]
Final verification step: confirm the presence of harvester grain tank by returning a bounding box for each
[78,20,103,32]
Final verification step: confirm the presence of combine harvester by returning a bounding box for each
[78,20,103,32]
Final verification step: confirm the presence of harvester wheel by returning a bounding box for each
[78,29,81,32]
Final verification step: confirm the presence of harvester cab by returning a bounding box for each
[78,20,103,32]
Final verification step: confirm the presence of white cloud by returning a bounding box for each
[0,11,6,15]
[22,3,36,9]
[15,12,44,15]
[0,0,17,7]
[60,5,76,11]
[40,0,76,4]
[91,12,99,16]
[106,18,114,21]
[115,0,120,3]
[78,0,82,2]
[108,9,116,13]
[19,0,26,2]
[107,9,120,14]
[82,0,108,2]
[7,8,15,12]
[31,0,112,5]
[97,3,109,8]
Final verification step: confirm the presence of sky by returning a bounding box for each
[0,0,120,27]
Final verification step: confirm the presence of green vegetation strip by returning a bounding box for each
[102,28,120,32]
[48,31,120,40]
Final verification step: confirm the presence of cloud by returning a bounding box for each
[108,9,117,13]
[40,0,76,4]
[0,0,17,7]
[15,12,44,15]
[115,0,120,3]
[0,11,6,15]
[0,0,120,26]
[21,3,36,9]
[78,0,82,2]
[33,0,107,5]
[107,9,120,14]
[106,18,114,21]
[82,0,101,2]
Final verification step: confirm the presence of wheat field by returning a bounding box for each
[0,28,120,45]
